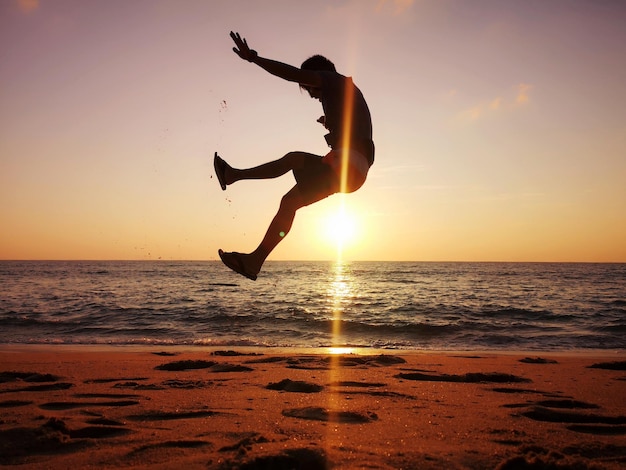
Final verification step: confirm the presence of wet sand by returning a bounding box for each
[1,347,625,469]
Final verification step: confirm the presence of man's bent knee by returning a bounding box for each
[279,189,306,213]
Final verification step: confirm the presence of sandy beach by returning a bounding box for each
[0,347,624,469]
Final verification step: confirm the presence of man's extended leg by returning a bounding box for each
[215,151,316,188]
[219,185,306,280]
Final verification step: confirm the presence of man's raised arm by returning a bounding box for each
[230,31,321,88]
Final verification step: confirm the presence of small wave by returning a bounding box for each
[480,305,554,320]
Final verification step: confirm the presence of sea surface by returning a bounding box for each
[1,261,625,352]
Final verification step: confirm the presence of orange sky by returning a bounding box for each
[1,0,625,262]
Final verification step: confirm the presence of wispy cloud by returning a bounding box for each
[458,105,485,122]
[516,83,532,105]
[452,83,532,124]
[489,97,502,110]
[444,89,459,101]
[376,0,415,15]
[16,0,39,14]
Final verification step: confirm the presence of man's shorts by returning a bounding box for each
[293,148,370,205]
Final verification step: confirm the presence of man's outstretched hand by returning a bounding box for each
[230,31,257,62]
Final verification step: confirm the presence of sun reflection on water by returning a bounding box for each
[325,260,360,450]
[327,346,354,355]
[328,260,352,350]
[326,260,351,452]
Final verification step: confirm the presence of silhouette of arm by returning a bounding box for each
[230,31,321,88]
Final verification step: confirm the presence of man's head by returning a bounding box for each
[301,55,336,73]
[300,55,335,99]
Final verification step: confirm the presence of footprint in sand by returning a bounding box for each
[126,410,220,422]
[329,380,386,387]
[39,392,143,410]
[155,360,217,370]
[0,399,33,408]
[266,379,323,393]
[521,406,626,425]
[587,361,626,371]
[74,392,142,399]
[0,417,131,465]
[126,439,211,458]
[0,371,74,393]
[211,350,263,357]
[229,447,327,470]
[85,377,149,384]
[11,382,74,392]
[491,387,563,398]
[519,357,558,364]
[395,371,531,384]
[155,360,253,372]
[327,380,414,399]
[507,398,626,435]
[218,432,269,452]
[496,444,625,470]
[282,406,378,423]
[39,400,140,410]
[85,417,126,426]
[0,372,61,383]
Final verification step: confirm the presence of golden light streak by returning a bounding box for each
[325,65,359,455]
[339,79,355,194]
[325,260,352,450]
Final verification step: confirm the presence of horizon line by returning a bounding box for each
[1,259,624,264]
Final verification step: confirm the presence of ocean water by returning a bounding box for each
[0,261,625,351]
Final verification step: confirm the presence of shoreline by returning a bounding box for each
[1,343,625,357]
[1,347,625,469]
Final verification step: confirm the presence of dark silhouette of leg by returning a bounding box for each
[219,151,317,187]
[217,151,332,280]
[223,185,305,278]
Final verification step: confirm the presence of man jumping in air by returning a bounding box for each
[215,31,374,280]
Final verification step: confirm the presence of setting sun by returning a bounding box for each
[324,201,359,253]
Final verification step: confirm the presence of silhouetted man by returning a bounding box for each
[215,31,374,280]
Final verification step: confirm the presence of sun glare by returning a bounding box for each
[325,201,358,253]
